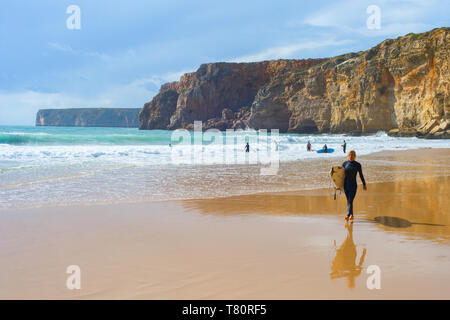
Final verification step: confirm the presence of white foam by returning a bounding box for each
[0,133,449,168]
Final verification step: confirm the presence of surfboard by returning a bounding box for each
[317,148,334,153]
[330,166,345,190]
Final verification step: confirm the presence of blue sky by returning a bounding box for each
[0,0,448,125]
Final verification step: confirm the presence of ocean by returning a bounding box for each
[1,125,449,211]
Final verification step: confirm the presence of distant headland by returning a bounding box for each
[36,108,141,128]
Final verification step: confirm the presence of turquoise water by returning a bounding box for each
[0,126,173,146]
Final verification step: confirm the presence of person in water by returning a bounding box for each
[307,141,311,151]
[342,140,347,153]
[323,144,328,153]
[245,142,250,153]
[342,150,367,221]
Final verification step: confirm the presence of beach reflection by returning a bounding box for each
[182,176,450,242]
[330,222,367,289]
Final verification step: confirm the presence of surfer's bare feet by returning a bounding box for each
[345,216,349,221]
[349,214,354,220]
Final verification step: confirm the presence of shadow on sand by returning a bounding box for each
[358,216,446,228]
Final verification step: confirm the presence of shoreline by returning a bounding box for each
[1,147,449,213]
[0,148,449,299]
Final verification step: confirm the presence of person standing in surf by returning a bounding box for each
[245,142,250,153]
[342,140,347,153]
[342,150,367,221]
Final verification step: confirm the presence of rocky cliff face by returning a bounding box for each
[139,59,326,131]
[139,27,449,138]
[36,108,141,128]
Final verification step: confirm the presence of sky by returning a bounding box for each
[0,0,448,125]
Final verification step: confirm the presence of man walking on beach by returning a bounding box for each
[342,150,367,221]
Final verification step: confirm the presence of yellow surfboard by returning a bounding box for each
[330,166,345,190]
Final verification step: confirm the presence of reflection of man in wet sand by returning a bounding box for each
[330,222,367,288]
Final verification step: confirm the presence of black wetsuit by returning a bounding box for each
[245,144,250,152]
[342,160,366,217]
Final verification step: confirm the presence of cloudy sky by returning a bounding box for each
[0,0,448,125]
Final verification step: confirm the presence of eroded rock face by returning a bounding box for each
[139,59,325,131]
[139,27,449,138]
[139,89,178,130]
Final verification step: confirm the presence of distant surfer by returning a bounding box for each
[274,140,278,151]
[307,141,311,151]
[323,144,328,153]
[342,140,347,153]
[245,142,250,153]
[342,150,367,221]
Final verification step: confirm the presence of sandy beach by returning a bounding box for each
[1,148,449,299]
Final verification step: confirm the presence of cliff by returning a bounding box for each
[36,108,141,128]
[139,27,449,138]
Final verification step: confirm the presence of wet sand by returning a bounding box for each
[0,148,449,299]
